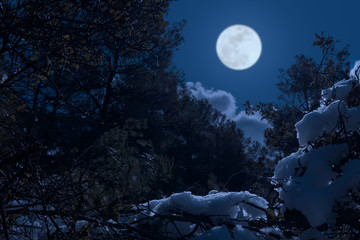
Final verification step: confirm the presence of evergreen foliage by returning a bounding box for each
[0,1,258,238]
[246,33,350,156]
[1,0,359,239]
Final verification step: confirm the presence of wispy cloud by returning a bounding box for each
[186,82,271,144]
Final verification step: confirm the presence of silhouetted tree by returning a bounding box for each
[0,0,186,238]
[247,33,350,156]
[0,0,261,238]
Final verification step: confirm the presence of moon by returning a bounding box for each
[216,25,262,70]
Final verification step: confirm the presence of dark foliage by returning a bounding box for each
[0,0,260,238]
[2,0,356,238]
[246,33,350,156]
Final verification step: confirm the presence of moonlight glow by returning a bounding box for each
[216,25,262,70]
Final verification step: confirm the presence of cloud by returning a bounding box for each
[233,111,271,144]
[186,82,237,118]
[186,82,271,144]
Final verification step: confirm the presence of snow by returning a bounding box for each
[274,144,349,226]
[192,225,257,240]
[1,74,7,84]
[350,60,360,80]
[274,144,360,227]
[186,82,271,144]
[274,68,360,227]
[137,191,267,239]
[296,100,360,146]
[321,79,354,102]
[140,191,268,220]
[273,144,347,183]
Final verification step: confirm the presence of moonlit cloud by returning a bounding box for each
[186,82,237,118]
[186,82,271,144]
[233,111,271,144]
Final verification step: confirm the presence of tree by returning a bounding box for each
[271,74,360,239]
[159,93,260,195]
[247,33,350,156]
[1,0,186,238]
[1,1,261,238]
[277,33,350,113]
[1,0,185,155]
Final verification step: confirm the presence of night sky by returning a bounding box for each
[166,0,360,108]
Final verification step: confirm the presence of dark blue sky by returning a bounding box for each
[166,0,360,107]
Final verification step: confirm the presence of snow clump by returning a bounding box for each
[274,62,360,227]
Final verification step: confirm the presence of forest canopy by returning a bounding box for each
[1,0,360,239]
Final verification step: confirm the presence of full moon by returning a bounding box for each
[216,25,262,70]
